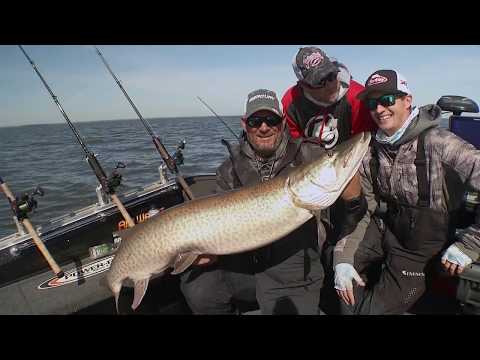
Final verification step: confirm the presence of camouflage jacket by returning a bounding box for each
[334,104,480,266]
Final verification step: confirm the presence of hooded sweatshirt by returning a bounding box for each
[334,104,480,266]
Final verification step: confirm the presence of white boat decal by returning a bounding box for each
[37,255,115,290]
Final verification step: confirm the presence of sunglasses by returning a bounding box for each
[246,115,283,128]
[303,71,338,89]
[366,94,401,110]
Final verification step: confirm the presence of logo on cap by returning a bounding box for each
[248,94,276,103]
[303,52,324,70]
[368,74,388,86]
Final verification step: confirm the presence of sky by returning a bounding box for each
[0,45,479,127]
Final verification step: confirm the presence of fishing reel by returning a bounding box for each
[172,139,186,167]
[106,162,126,194]
[13,186,44,220]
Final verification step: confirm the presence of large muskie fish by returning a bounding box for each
[106,131,371,311]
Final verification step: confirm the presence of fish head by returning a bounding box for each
[287,131,371,210]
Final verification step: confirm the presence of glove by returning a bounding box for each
[441,244,473,268]
[334,263,365,291]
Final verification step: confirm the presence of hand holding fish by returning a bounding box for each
[193,254,218,266]
[441,244,473,276]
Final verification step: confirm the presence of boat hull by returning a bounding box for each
[0,174,217,314]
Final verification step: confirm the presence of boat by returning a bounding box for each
[0,95,479,315]
[0,172,217,315]
[1,45,216,315]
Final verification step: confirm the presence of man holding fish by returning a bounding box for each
[335,69,480,314]
[105,50,373,314]
[180,88,355,314]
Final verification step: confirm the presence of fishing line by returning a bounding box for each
[18,45,135,227]
[196,96,240,141]
[93,46,195,201]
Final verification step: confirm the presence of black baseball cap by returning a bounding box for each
[292,46,338,87]
[357,69,412,101]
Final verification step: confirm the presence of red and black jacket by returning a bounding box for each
[281,80,376,145]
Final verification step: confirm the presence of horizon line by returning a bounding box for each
[0,114,243,129]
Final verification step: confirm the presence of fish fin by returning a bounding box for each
[131,278,150,311]
[104,276,123,314]
[114,291,120,314]
[171,252,199,275]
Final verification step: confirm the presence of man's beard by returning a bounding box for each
[247,133,282,159]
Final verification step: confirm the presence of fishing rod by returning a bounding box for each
[93,46,195,201]
[196,96,240,141]
[0,176,64,278]
[18,45,135,228]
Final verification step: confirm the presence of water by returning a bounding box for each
[0,115,451,238]
[0,116,243,238]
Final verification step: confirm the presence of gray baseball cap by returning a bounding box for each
[245,89,282,119]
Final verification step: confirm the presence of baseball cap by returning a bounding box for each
[357,69,412,101]
[292,46,338,87]
[245,89,282,119]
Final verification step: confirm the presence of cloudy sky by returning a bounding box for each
[1,45,479,127]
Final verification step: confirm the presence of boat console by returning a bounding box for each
[437,95,480,314]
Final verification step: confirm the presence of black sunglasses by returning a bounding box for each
[246,115,283,128]
[366,94,402,110]
[303,71,338,89]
